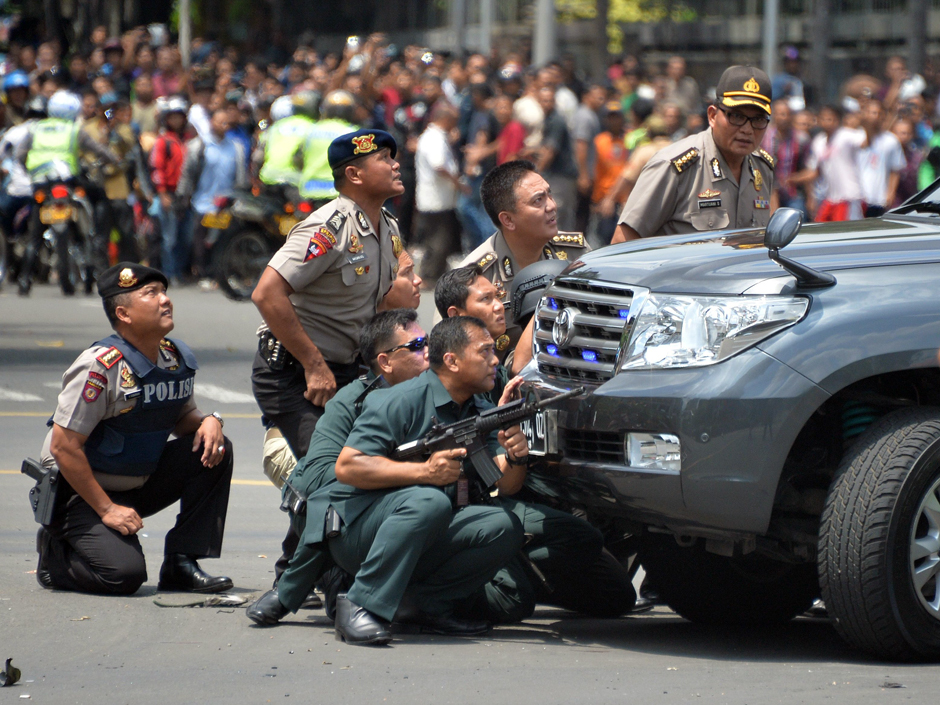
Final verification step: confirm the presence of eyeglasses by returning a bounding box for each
[718,107,770,130]
[381,337,427,355]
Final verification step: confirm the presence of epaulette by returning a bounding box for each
[552,232,586,248]
[381,207,398,223]
[325,210,347,235]
[476,252,497,272]
[754,148,776,169]
[95,347,123,370]
[671,147,700,173]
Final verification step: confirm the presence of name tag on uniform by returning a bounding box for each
[698,199,722,209]
[754,199,770,210]
[123,389,142,400]
[346,252,367,264]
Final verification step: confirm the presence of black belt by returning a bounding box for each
[258,331,363,383]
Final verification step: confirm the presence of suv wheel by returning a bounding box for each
[640,534,818,626]
[819,407,940,661]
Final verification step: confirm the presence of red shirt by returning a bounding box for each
[497,121,526,165]
[150,131,185,193]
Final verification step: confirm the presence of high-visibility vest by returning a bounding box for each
[299,119,356,200]
[259,114,315,187]
[25,118,80,176]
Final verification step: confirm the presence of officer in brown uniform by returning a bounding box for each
[612,66,776,243]
[251,128,403,583]
[454,160,589,360]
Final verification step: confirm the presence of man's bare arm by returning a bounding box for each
[611,223,642,245]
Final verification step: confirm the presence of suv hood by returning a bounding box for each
[572,216,940,295]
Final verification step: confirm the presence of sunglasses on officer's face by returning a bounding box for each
[381,336,428,355]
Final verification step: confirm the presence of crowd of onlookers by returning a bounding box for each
[3,24,940,285]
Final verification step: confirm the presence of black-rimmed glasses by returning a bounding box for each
[381,337,427,355]
[718,106,770,130]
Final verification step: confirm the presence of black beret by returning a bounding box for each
[97,262,168,299]
[716,66,772,115]
[328,129,397,171]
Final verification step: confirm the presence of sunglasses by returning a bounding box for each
[718,106,770,130]
[381,336,427,355]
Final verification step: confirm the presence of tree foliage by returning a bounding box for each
[556,0,697,53]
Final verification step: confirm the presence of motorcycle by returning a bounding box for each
[208,186,319,301]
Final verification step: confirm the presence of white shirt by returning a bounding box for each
[0,121,34,197]
[808,128,866,203]
[513,94,544,149]
[857,131,906,207]
[415,123,458,213]
[555,85,579,133]
[188,103,211,142]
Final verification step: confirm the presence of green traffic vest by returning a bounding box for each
[299,118,356,200]
[25,118,80,176]
[259,114,315,187]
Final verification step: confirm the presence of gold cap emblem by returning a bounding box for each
[118,268,138,288]
[743,77,760,93]
[351,134,377,155]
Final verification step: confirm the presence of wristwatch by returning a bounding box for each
[208,412,224,428]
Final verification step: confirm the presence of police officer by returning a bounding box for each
[455,160,589,360]
[298,90,358,203]
[257,91,320,199]
[613,66,776,243]
[251,128,403,581]
[327,316,528,644]
[35,263,233,595]
[246,308,429,626]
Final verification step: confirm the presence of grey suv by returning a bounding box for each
[520,204,940,661]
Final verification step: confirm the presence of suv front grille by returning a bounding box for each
[533,277,635,383]
[563,429,624,464]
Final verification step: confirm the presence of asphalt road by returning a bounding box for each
[1,282,938,704]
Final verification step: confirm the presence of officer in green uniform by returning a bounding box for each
[455,160,590,361]
[613,66,776,243]
[257,92,320,197]
[435,267,637,621]
[246,308,429,625]
[326,317,529,644]
[299,90,359,203]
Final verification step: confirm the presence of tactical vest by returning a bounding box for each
[83,335,199,476]
[25,118,80,176]
[259,115,315,187]
[299,119,355,199]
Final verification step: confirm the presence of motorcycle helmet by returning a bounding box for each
[161,95,189,115]
[291,91,320,120]
[25,94,48,119]
[2,70,30,93]
[320,90,357,123]
[47,90,82,120]
[269,95,294,123]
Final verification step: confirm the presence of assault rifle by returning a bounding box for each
[392,386,585,489]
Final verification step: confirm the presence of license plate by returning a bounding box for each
[40,204,72,224]
[278,216,298,235]
[201,211,231,229]
[521,409,550,456]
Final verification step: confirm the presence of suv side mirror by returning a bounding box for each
[764,207,803,252]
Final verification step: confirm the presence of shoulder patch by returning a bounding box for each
[96,347,123,370]
[755,148,776,169]
[551,232,586,248]
[477,252,497,272]
[82,376,106,403]
[325,210,347,235]
[671,147,700,173]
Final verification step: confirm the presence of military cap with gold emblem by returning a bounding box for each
[97,262,168,299]
[716,65,772,115]
[327,128,398,171]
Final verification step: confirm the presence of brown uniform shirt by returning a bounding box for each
[40,340,197,491]
[264,193,399,365]
[618,127,776,237]
[454,230,590,359]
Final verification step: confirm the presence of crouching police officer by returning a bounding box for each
[34,263,234,595]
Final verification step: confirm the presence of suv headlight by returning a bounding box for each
[620,294,808,370]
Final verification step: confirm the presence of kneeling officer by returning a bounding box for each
[33,263,234,595]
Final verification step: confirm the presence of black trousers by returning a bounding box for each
[43,434,233,595]
[251,351,361,583]
[415,209,462,283]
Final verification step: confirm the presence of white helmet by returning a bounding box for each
[161,95,189,115]
[269,95,294,123]
[47,90,82,121]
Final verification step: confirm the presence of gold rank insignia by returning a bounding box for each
[391,234,403,258]
[552,232,585,247]
[710,158,723,180]
[348,232,363,253]
[118,268,137,288]
[671,148,700,173]
[495,334,510,351]
[543,247,554,259]
[477,252,496,270]
[119,364,136,389]
[96,346,123,369]
[698,189,721,199]
[755,148,776,169]
[494,280,506,299]
[502,257,513,279]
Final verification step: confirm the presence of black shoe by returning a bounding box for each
[630,596,655,614]
[158,554,233,593]
[317,565,354,621]
[334,595,391,646]
[394,604,491,637]
[36,528,54,589]
[246,589,289,626]
[17,279,30,297]
[301,591,323,610]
